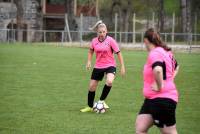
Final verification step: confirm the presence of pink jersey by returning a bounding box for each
[90,35,120,68]
[143,47,178,102]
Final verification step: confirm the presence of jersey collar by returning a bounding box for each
[98,35,107,43]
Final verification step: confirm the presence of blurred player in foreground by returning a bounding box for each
[135,28,179,134]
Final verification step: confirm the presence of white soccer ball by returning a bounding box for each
[93,101,106,114]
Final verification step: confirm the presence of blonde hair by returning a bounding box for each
[89,20,107,31]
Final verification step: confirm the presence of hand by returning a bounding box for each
[151,82,163,92]
[86,61,91,70]
[120,66,125,76]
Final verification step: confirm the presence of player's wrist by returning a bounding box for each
[157,83,164,90]
[121,64,125,68]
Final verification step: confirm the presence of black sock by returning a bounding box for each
[100,84,112,101]
[88,91,95,108]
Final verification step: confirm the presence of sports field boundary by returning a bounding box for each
[6,42,199,53]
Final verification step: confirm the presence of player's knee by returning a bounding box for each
[135,122,148,134]
[160,125,177,134]
[106,79,113,86]
[135,128,147,134]
[89,84,97,91]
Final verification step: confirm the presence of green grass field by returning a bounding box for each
[0,44,200,134]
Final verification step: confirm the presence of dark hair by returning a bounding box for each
[144,28,171,51]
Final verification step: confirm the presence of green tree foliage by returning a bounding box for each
[164,0,180,15]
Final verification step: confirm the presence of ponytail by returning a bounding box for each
[89,20,107,31]
[144,28,171,51]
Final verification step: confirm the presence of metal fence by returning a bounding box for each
[1,29,200,43]
[0,29,200,52]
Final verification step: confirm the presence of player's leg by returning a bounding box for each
[99,67,116,101]
[99,73,115,101]
[156,98,177,134]
[106,73,115,86]
[81,68,104,112]
[80,80,99,112]
[135,114,154,134]
[99,67,116,108]
[88,79,99,107]
[159,125,178,134]
[99,72,115,109]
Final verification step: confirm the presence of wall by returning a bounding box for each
[0,2,17,42]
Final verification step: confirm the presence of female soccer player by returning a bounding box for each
[135,28,179,134]
[80,21,125,112]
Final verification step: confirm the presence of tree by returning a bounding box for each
[65,0,77,31]
[64,0,78,41]
[180,0,191,33]
[180,0,192,42]
[110,0,133,42]
[190,0,200,32]
[123,0,132,42]
[158,0,165,32]
[14,0,24,42]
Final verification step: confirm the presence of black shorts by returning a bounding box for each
[139,98,177,128]
[91,66,116,81]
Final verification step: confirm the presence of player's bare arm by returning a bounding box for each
[117,52,125,76]
[152,65,163,92]
[86,49,94,70]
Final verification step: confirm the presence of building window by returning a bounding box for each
[0,0,11,2]
[47,0,65,5]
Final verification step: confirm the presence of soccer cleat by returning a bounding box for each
[99,100,109,109]
[80,106,93,112]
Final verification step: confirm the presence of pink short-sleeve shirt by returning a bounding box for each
[90,35,120,68]
[143,47,178,102]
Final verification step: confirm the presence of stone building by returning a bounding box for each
[0,0,98,42]
[0,1,17,42]
[0,0,42,42]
